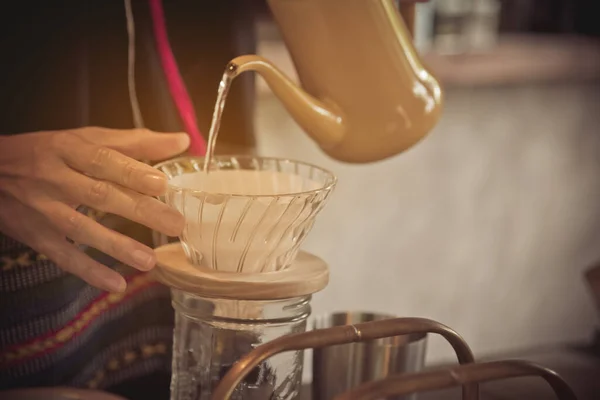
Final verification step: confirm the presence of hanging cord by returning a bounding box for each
[148,0,207,156]
[124,0,145,129]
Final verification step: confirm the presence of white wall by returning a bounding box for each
[254,82,600,373]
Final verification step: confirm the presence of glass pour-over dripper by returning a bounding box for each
[154,155,336,273]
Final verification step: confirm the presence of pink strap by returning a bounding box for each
[149,0,207,156]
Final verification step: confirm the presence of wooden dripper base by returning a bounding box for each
[152,242,329,300]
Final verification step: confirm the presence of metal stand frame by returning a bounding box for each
[211,317,577,400]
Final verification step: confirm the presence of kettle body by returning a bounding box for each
[230,0,443,163]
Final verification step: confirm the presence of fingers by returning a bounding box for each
[58,134,169,196]
[3,197,127,292]
[53,169,185,237]
[82,127,190,161]
[38,233,127,293]
[42,201,157,272]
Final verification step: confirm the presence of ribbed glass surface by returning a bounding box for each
[154,156,336,272]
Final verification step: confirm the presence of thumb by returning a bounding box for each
[132,130,191,161]
[88,128,191,161]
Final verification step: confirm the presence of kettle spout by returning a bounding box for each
[226,55,345,149]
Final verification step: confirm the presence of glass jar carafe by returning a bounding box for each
[170,290,311,400]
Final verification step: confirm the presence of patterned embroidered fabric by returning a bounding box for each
[0,214,175,395]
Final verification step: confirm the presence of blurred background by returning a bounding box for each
[247,0,600,377]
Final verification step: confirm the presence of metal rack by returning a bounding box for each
[211,317,577,400]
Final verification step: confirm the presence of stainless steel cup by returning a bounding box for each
[312,312,427,400]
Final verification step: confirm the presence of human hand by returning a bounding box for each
[0,127,190,292]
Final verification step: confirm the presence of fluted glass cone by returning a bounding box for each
[154,156,336,273]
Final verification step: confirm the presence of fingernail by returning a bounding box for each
[143,173,167,193]
[132,249,155,271]
[107,275,127,293]
[90,267,127,293]
[174,133,190,150]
